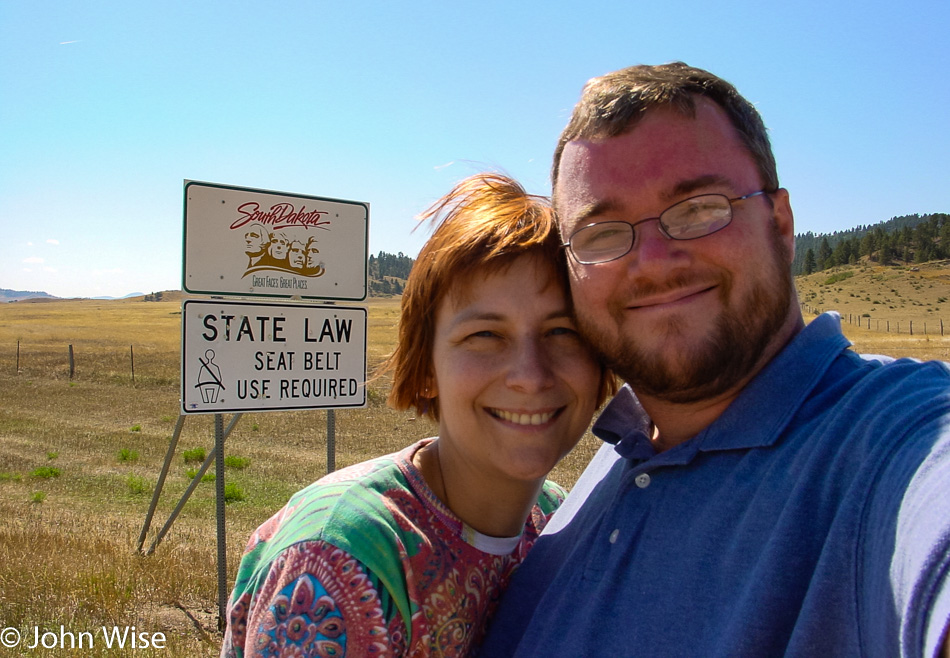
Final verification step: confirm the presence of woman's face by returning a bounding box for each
[431,254,601,487]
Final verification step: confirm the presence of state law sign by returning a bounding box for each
[181,300,367,414]
[183,181,369,301]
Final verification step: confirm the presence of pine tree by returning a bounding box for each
[803,248,817,274]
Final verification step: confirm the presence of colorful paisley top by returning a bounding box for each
[220,438,565,657]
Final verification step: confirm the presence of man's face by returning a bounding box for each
[288,241,305,269]
[269,234,289,260]
[555,99,796,404]
[244,227,266,256]
[306,242,320,268]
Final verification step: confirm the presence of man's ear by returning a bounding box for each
[771,188,795,264]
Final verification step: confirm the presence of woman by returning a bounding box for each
[221,173,614,657]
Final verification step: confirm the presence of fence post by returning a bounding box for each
[16,341,19,374]
[130,344,135,383]
[910,321,913,336]
[68,344,75,379]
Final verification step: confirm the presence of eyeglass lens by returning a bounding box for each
[569,194,734,263]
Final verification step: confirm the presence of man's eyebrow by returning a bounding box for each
[568,198,622,228]
[661,175,733,202]
[567,175,735,229]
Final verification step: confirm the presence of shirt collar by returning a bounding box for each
[593,312,853,457]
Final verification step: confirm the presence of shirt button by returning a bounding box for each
[609,529,620,544]
[635,473,651,488]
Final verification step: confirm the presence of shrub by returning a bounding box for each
[31,466,61,479]
[31,491,46,504]
[46,451,58,461]
[224,456,251,470]
[224,483,245,503]
[182,448,206,464]
[118,448,139,462]
[822,271,855,286]
[130,424,142,432]
[126,475,149,495]
[186,468,215,483]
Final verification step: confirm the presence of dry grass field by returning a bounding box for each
[0,294,603,657]
[0,266,948,656]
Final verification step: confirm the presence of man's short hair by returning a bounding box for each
[382,172,615,420]
[552,62,779,198]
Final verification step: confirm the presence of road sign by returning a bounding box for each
[181,299,367,414]
[183,181,369,301]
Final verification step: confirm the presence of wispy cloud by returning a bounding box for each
[59,40,80,45]
[434,161,455,171]
[46,239,60,245]
[23,257,44,264]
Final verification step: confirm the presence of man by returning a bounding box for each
[243,223,269,268]
[480,63,950,657]
[262,230,290,267]
[304,236,325,276]
[287,239,306,271]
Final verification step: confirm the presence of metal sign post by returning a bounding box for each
[214,414,228,631]
[151,179,371,632]
[138,413,244,556]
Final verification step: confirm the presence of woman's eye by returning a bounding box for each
[548,326,579,338]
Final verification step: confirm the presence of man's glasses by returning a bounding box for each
[562,191,768,264]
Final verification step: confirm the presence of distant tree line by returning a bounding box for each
[368,251,414,296]
[793,213,950,275]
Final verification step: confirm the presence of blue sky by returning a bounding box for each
[1,0,948,298]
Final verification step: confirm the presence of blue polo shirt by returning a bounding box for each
[480,313,950,658]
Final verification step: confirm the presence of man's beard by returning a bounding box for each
[578,225,793,404]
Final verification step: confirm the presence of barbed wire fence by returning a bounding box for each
[800,303,947,336]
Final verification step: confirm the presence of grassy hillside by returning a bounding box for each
[795,260,950,360]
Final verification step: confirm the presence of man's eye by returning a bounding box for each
[578,227,623,246]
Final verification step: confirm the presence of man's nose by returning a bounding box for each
[627,221,689,274]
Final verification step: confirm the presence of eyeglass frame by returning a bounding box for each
[561,190,770,265]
